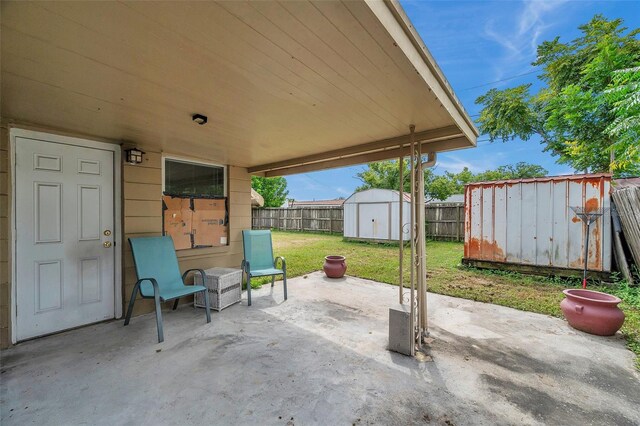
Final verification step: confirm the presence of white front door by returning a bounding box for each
[15,135,116,340]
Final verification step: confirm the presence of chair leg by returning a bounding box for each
[124,282,141,326]
[283,271,288,301]
[154,291,164,343]
[247,274,252,306]
[203,290,211,323]
[271,276,275,288]
[172,298,180,311]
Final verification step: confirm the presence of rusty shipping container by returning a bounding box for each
[463,174,611,273]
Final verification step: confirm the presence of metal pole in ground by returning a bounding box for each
[420,152,436,339]
[409,125,416,356]
[583,220,591,289]
[399,153,404,304]
[416,137,425,347]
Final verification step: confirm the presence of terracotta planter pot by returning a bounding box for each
[561,289,625,336]
[323,255,347,278]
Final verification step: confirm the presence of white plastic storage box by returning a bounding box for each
[194,267,243,311]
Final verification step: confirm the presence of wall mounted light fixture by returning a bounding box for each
[125,148,145,165]
[192,114,208,125]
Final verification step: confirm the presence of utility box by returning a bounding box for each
[389,304,412,356]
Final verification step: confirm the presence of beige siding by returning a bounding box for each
[122,149,252,316]
[0,126,10,347]
[0,127,252,347]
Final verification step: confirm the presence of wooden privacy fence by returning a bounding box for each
[425,203,464,241]
[252,203,465,241]
[252,207,344,234]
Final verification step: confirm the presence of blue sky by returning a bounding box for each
[285,0,640,201]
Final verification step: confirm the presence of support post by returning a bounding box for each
[409,125,416,357]
[398,154,404,304]
[417,146,428,338]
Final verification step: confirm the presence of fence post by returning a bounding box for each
[456,205,460,241]
[329,210,333,233]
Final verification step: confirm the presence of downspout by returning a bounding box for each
[419,152,437,338]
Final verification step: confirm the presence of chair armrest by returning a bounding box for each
[135,278,160,295]
[274,256,286,270]
[182,268,206,285]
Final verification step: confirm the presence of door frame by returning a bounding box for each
[9,127,123,344]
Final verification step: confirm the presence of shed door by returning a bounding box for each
[15,136,116,341]
[359,203,389,240]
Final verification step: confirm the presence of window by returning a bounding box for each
[164,158,225,197]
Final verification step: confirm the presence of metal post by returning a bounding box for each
[408,125,416,356]
[398,154,404,304]
[583,221,590,289]
[417,147,428,338]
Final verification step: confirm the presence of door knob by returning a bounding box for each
[103,241,112,248]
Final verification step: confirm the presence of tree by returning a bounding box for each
[355,160,547,202]
[355,160,449,202]
[476,15,640,176]
[251,176,289,208]
[356,161,410,193]
[604,66,640,174]
[472,162,548,182]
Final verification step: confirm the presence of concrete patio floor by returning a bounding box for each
[1,272,639,426]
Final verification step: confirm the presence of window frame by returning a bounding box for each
[162,154,227,198]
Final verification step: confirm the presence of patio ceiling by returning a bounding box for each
[1,1,477,175]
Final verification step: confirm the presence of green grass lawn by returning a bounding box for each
[255,230,640,368]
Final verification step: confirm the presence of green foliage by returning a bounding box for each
[476,15,640,176]
[475,85,538,142]
[604,66,640,173]
[355,160,410,192]
[355,160,456,202]
[471,162,548,182]
[251,176,289,208]
[356,160,547,201]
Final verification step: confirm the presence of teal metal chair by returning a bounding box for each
[126,236,211,343]
[241,230,287,306]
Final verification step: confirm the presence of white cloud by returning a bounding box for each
[435,154,488,174]
[335,187,352,197]
[482,0,567,79]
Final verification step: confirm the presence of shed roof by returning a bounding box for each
[2,1,477,175]
[344,188,411,204]
[289,199,345,207]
